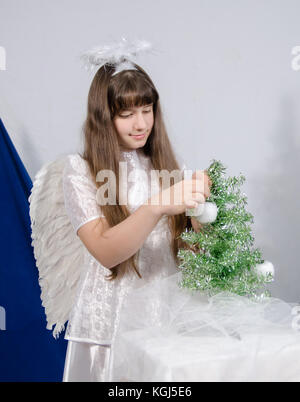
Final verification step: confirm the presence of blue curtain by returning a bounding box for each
[0,118,67,382]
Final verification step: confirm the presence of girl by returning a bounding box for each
[59,43,211,381]
[30,39,299,382]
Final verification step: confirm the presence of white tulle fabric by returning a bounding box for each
[108,272,300,382]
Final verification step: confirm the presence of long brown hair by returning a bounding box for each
[80,62,191,280]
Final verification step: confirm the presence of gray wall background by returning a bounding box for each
[0,0,299,302]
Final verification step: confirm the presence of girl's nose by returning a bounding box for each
[133,112,147,130]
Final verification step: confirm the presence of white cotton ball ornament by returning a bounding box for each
[254,261,275,280]
[196,202,218,223]
[186,202,218,223]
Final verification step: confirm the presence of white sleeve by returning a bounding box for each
[62,154,105,235]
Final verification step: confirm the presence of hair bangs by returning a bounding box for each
[109,72,158,117]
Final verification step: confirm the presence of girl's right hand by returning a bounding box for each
[146,170,212,217]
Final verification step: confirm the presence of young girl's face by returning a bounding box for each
[113,103,154,151]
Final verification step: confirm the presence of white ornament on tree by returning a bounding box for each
[186,202,218,223]
[254,261,275,280]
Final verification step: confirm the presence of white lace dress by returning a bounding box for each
[62,148,181,382]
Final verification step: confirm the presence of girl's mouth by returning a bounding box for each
[130,133,146,140]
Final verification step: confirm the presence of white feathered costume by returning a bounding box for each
[28,155,86,338]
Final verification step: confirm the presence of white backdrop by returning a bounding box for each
[0,0,299,301]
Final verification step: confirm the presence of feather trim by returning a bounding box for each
[28,156,85,338]
[80,37,153,72]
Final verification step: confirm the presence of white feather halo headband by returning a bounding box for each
[80,37,154,76]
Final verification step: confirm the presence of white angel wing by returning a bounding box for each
[28,155,86,338]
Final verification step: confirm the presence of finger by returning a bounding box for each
[190,179,210,199]
[191,178,205,193]
[191,193,206,204]
[184,193,205,210]
[192,170,205,181]
[203,187,211,199]
[204,170,212,186]
[207,176,212,187]
[184,199,199,209]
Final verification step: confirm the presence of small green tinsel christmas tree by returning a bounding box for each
[178,160,273,298]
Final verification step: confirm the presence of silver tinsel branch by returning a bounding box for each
[178,160,272,298]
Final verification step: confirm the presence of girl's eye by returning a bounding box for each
[120,113,132,118]
[119,109,152,118]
